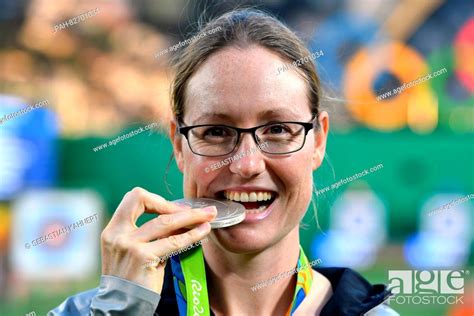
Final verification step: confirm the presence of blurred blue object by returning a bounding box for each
[408,0,474,57]
[309,12,380,92]
[10,189,103,280]
[404,193,473,269]
[311,188,387,269]
[0,0,26,20]
[0,95,58,200]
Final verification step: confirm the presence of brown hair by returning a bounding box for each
[170,8,321,126]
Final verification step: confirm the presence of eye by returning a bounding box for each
[262,123,292,135]
[203,126,232,137]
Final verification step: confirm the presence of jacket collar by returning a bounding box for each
[156,264,392,315]
[315,267,392,315]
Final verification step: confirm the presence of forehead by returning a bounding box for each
[184,45,312,125]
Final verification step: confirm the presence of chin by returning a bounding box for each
[208,222,289,254]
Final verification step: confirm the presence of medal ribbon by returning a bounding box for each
[170,245,313,316]
[286,246,314,315]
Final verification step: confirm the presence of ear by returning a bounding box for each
[170,119,185,173]
[312,111,329,171]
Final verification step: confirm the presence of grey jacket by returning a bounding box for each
[48,275,160,315]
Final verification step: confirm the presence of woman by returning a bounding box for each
[50,9,398,316]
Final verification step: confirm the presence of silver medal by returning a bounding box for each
[173,198,246,228]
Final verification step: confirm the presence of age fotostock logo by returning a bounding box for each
[387,270,468,305]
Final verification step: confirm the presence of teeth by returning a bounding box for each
[249,192,257,202]
[246,205,267,214]
[222,191,275,215]
[223,190,274,203]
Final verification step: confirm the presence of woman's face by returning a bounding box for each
[171,45,328,253]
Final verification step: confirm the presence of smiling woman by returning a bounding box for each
[49,8,398,316]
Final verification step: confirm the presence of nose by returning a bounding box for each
[228,133,265,178]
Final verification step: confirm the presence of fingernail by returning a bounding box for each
[202,206,217,214]
[198,222,210,232]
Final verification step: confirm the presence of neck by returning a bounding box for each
[203,227,300,315]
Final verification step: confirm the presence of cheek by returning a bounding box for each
[280,153,314,207]
[182,151,217,194]
[284,151,314,182]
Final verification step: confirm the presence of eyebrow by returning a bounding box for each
[190,107,307,124]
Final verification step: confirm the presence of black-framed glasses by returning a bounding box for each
[178,116,317,157]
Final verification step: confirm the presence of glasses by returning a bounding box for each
[178,116,317,157]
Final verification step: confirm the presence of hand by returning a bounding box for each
[100,187,217,293]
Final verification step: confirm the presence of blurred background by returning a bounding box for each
[0,0,473,315]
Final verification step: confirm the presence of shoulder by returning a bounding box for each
[48,275,161,315]
[48,288,98,315]
[313,267,397,316]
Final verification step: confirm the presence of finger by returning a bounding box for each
[134,206,217,241]
[111,187,191,225]
[144,222,212,266]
